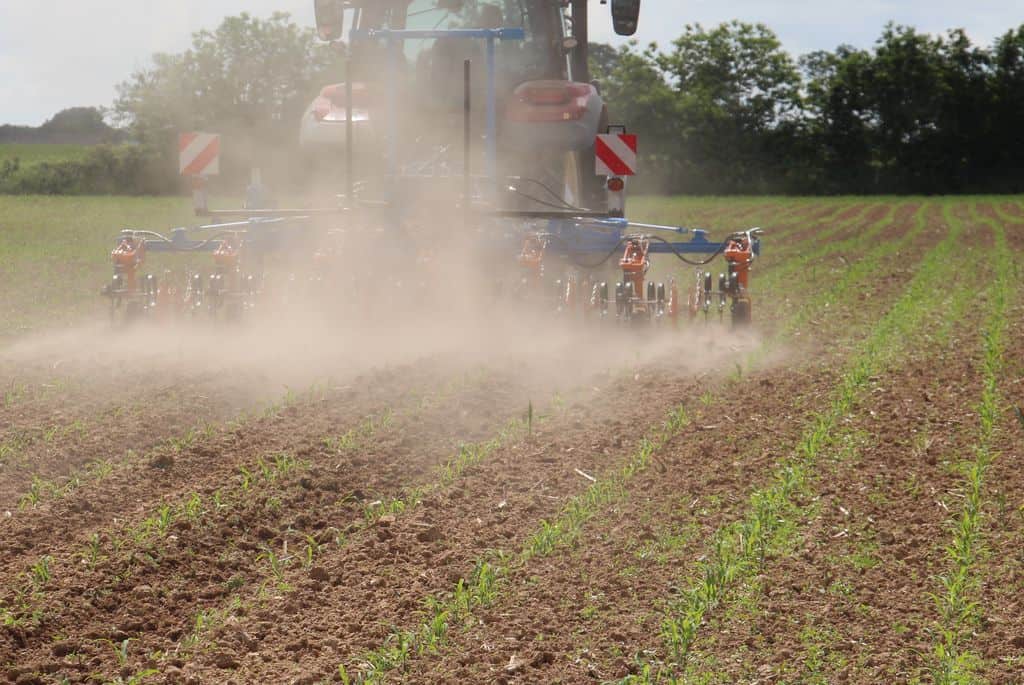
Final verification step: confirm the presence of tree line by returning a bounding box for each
[593,22,1024,195]
[0,107,123,145]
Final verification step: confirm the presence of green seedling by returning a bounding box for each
[29,556,51,586]
[81,533,103,567]
[88,458,114,480]
[155,505,174,536]
[303,534,322,568]
[18,475,48,509]
[257,548,288,584]
[183,493,203,520]
[271,451,298,478]
[239,465,253,490]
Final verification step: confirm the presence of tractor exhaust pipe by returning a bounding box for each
[571,0,590,83]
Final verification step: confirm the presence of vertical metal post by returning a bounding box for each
[463,59,472,214]
[345,58,354,205]
[388,37,400,183]
[485,35,497,192]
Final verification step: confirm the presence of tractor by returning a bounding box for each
[97,0,763,329]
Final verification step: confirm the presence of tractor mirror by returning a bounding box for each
[314,0,345,41]
[610,0,640,36]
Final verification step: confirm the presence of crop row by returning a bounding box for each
[618,203,967,681]
[325,202,931,683]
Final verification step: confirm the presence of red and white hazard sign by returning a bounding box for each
[178,132,221,176]
[595,133,638,176]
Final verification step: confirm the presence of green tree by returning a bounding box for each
[868,24,947,191]
[598,42,681,193]
[114,12,342,184]
[932,28,992,191]
[801,45,877,192]
[989,26,1024,190]
[588,42,621,84]
[656,22,802,192]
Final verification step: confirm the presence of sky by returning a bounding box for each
[0,1,1021,126]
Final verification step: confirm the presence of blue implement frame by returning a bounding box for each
[119,217,310,254]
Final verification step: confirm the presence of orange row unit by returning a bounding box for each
[110,235,146,293]
[518,234,548,291]
[687,229,762,326]
[723,230,755,325]
[619,236,649,299]
[100,227,266,325]
[101,233,158,322]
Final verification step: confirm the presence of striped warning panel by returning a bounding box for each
[178,132,221,176]
[595,133,637,176]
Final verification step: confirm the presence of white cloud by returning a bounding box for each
[0,0,313,124]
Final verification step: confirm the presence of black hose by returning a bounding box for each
[645,234,729,266]
[539,233,629,269]
[507,187,588,213]
[541,232,733,270]
[136,230,232,252]
[508,177,584,211]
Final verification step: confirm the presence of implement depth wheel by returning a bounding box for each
[732,299,751,328]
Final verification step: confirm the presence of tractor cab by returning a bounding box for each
[317,1,567,77]
[304,1,573,144]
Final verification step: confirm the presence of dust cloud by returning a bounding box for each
[0,196,765,415]
[2,26,766,415]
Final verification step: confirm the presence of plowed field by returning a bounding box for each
[1,196,1021,684]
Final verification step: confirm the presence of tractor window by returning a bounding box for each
[386,1,533,68]
[357,0,563,90]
